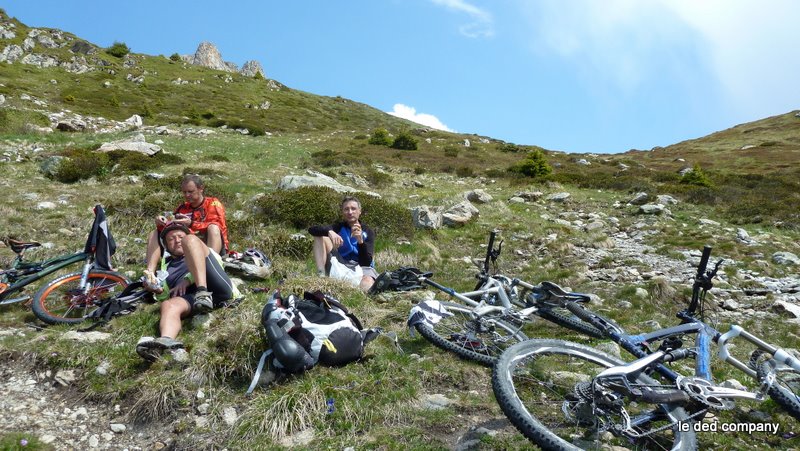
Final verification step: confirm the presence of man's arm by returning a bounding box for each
[356,225,375,267]
[189,199,226,233]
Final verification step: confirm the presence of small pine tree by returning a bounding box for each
[169,53,181,62]
[107,41,130,58]
[680,164,713,187]
[391,131,418,150]
[509,149,552,178]
[369,128,392,146]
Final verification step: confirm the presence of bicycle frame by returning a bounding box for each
[0,251,91,305]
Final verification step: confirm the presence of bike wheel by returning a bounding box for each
[492,339,697,450]
[415,301,527,367]
[758,359,800,421]
[32,270,130,325]
[536,306,605,339]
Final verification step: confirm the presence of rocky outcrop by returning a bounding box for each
[97,133,161,156]
[192,42,235,72]
[278,171,380,198]
[240,60,265,78]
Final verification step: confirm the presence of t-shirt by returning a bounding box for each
[308,221,375,267]
[174,196,229,251]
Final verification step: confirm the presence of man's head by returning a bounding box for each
[181,174,205,208]
[340,196,362,225]
[160,222,191,256]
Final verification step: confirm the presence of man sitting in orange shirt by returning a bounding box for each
[144,174,229,275]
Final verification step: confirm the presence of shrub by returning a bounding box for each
[0,109,49,134]
[201,111,215,120]
[364,168,393,188]
[106,41,130,58]
[256,186,414,239]
[239,121,266,137]
[443,146,459,157]
[413,166,426,175]
[253,71,265,81]
[498,143,522,153]
[311,149,339,167]
[509,149,552,179]
[680,164,713,188]
[204,154,230,163]
[169,53,181,62]
[368,128,392,146]
[64,95,75,103]
[54,150,110,183]
[391,131,418,150]
[455,166,474,178]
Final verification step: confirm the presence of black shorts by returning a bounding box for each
[178,251,233,309]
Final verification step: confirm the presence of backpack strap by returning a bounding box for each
[303,290,363,330]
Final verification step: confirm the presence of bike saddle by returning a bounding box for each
[4,238,42,254]
[540,281,570,296]
[541,281,592,302]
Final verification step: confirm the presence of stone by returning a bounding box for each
[110,423,126,433]
[699,218,720,226]
[36,201,57,210]
[277,171,379,198]
[97,135,161,156]
[628,192,649,205]
[124,114,143,128]
[223,407,238,426]
[514,191,543,201]
[656,194,679,205]
[465,189,492,204]
[412,205,443,230]
[56,118,86,132]
[88,435,99,447]
[61,330,111,342]
[442,201,479,227]
[546,192,571,202]
[576,158,590,165]
[638,204,665,215]
[773,301,800,318]
[39,155,66,177]
[421,393,454,410]
[773,252,800,266]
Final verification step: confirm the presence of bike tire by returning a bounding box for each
[536,306,605,339]
[415,301,527,367]
[758,359,800,421]
[492,339,697,450]
[32,270,130,325]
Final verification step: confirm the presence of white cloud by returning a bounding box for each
[430,0,494,38]
[520,0,800,116]
[388,104,454,132]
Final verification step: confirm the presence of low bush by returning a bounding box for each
[391,131,418,150]
[0,108,49,134]
[364,168,393,188]
[53,149,110,183]
[508,149,552,179]
[443,146,459,157]
[106,41,130,58]
[256,186,414,239]
[455,166,474,178]
[680,164,713,187]
[368,128,392,146]
[169,53,181,62]
[310,149,339,167]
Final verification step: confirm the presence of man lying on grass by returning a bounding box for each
[136,222,237,362]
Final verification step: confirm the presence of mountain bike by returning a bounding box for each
[408,230,614,367]
[0,205,130,325]
[492,246,800,450]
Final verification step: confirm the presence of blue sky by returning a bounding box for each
[3,0,799,153]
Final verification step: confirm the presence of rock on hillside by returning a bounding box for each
[240,60,265,78]
[192,41,233,72]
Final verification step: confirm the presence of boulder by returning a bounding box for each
[56,118,87,132]
[773,252,800,266]
[412,206,443,230]
[628,192,649,205]
[278,171,380,198]
[772,300,800,318]
[97,134,161,156]
[442,201,479,227]
[192,42,233,72]
[124,114,143,128]
[39,156,66,177]
[0,44,24,63]
[466,189,492,204]
[514,191,543,201]
[656,194,678,205]
[546,192,571,203]
[240,60,265,77]
[638,204,665,215]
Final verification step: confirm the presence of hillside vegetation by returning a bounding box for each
[2,8,800,451]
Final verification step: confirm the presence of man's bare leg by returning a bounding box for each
[182,234,210,288]
[159,297,191,339]
[312,236,333,274]
[205,223,223,254]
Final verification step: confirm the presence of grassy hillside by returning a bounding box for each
[2,9,800,450]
